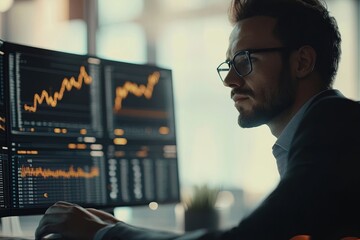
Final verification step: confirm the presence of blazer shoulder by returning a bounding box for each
[295,95,360,145]
[305,95,360,117]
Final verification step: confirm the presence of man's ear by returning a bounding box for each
[294,45,316,79]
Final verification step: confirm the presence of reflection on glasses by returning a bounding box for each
[216,47,288,82]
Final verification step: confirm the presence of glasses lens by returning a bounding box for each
[234,53,251,77]
[217,62,230,81]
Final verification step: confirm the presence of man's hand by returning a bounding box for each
[35,201,120,240]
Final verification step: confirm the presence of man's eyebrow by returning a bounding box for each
[234,48,252,53]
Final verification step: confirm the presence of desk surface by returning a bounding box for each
[1,215,40,240]
[0,237,33,240]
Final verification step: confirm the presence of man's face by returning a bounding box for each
[224,16,296,128]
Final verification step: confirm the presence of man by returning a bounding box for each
[36,0,360,239]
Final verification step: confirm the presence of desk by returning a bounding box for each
[0,237,32,240]
[0,216,40,239]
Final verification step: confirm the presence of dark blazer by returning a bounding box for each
[102,90,360,240]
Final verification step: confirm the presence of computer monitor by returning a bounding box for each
[0,40,180,217]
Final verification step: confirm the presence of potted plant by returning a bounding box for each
[183,184,220,232]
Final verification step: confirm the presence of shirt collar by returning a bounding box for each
[274,89,338,152]
[272,89,343,177]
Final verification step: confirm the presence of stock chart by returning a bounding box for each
[0,41,179,216]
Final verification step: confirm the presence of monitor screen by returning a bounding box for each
[0,40,180,217]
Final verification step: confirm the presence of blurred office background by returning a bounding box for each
[0,0,359,233]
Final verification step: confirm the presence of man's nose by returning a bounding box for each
[223,68,244,88]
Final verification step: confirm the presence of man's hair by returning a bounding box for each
[229,0,341,86]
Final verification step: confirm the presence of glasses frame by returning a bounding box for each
[217,47,289,82]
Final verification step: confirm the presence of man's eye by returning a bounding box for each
[235,59,248,67]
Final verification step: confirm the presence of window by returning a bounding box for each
[1,0,86,54]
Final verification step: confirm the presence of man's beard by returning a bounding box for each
[238,67,295,128]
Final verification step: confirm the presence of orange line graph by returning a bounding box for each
[113,71,160,112]
[0,117,4,131]
[23,66,92,112]
[20,165,100,179]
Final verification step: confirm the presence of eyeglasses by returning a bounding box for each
[217,47,288,82]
